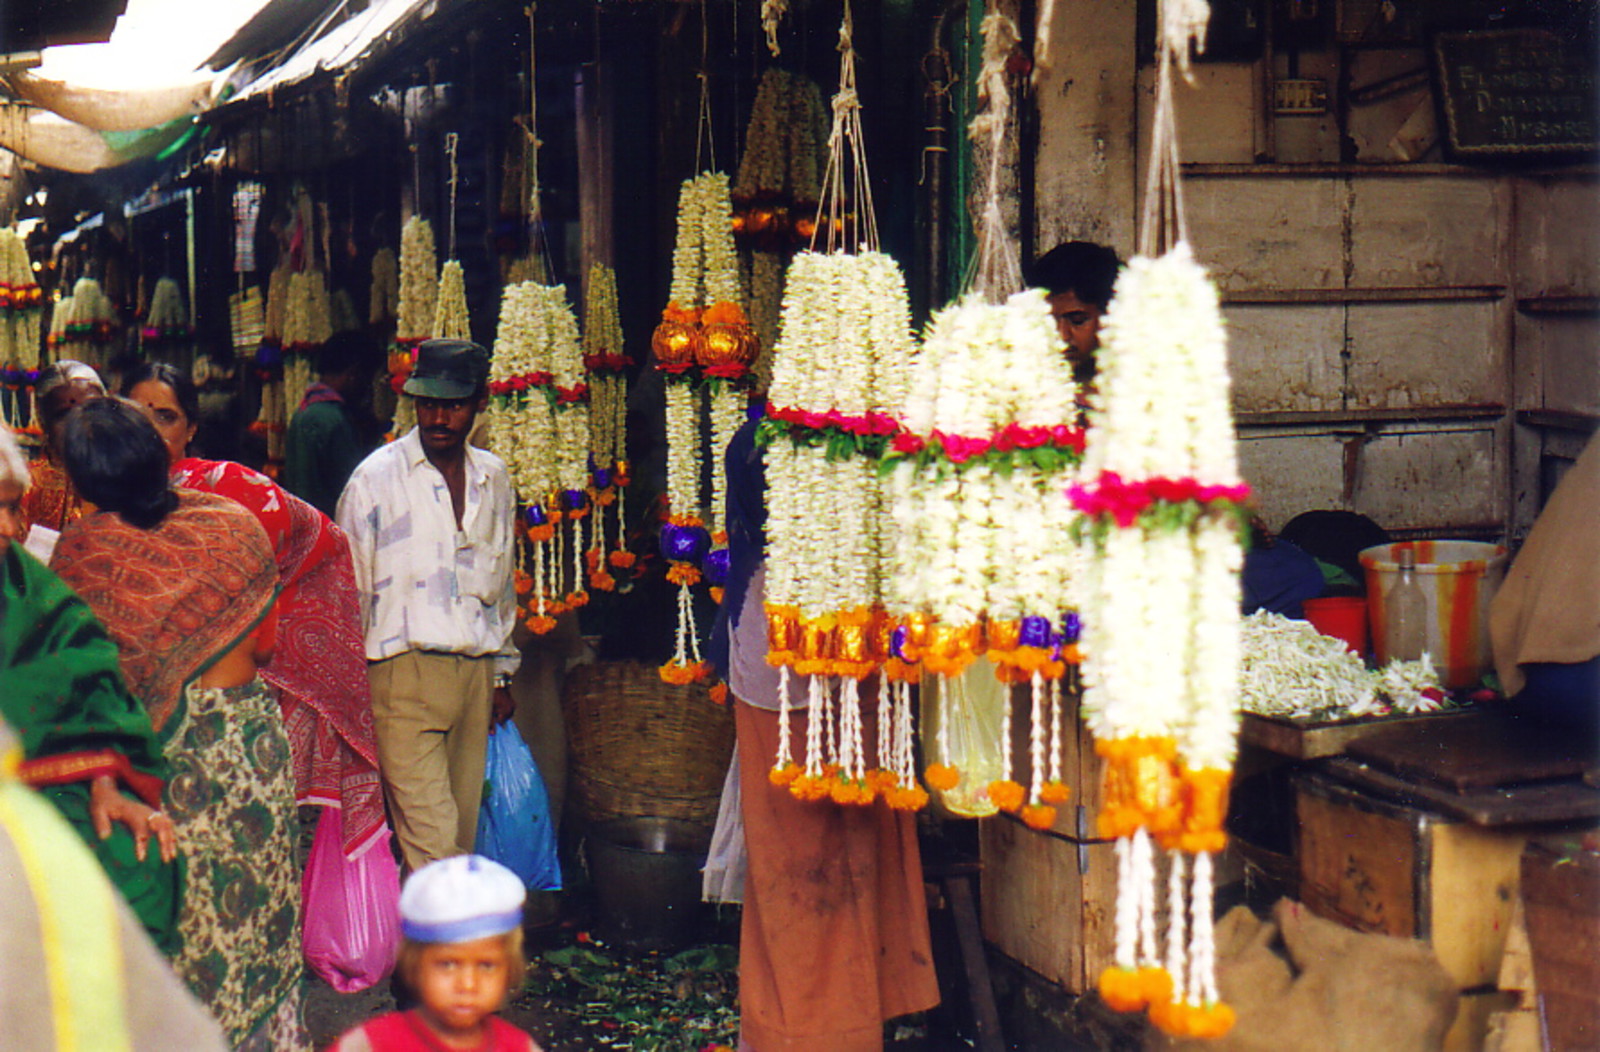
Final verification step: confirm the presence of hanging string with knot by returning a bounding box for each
[1138,0,1210,258]
[812,0,880,255]
[965,7,1023,302]
[521,3,554,279]
[693,0,717,174]
[445,132,460,260]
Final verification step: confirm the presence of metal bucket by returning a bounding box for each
[587,817,711,951]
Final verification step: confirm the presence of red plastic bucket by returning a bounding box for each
[1303,596,1369,656]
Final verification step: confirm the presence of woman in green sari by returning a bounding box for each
[0,424,181,949]
[50,400,308,1051]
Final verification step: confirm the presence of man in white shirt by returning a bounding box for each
[337,339,519,872]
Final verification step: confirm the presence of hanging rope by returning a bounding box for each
[525,4,543,225]
[967,7,1022,301]
[812,0,880,255]
[1137,0,1210,258]
[445,131,460,260]
[693,0,717,174]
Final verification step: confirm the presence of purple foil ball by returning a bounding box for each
[660,524,712,563]
[1019,615,1052,649]
[592,467,613,490]
[562,489,588,511]
[1062,612,1083,644]
[702,547,732,585]
[890,624,910,661]
[525,505,549,528]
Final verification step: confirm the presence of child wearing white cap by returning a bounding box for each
[325,855,543,1051]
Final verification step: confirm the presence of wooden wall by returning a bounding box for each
[986,0,1598,989]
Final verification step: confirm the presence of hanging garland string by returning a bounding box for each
[650,2,756,690]
[1070,0,1244,1040]
[760,1,919,807]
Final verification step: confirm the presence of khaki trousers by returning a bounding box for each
[368,650,493,873]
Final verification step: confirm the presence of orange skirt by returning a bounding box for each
[735,698,940,1052]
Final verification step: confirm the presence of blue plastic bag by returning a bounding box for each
[475,720,562,890]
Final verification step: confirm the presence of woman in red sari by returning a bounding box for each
[122,362,385,859]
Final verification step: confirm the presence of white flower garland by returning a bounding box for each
[655,171,752,684]
[433,260,470,341]
[583,263,627,468]
[888,288,1082,821]
[397,216,439,341]
[490,279,589,633]
[1074,243,1245,1037]
[262,261,290,344]
[145,277,186,333]
[369,246,399,325]
[761,249,916,804]
[1,228,44,373]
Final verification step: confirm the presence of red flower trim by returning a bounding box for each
[1068,471,1253,527]
[704,362,749,380]
[583,352,633,372]
[891,423,1086,463]
[765,402,901,437]
[488,371,557,396]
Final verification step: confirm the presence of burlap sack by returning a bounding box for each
[1147,898,1459,1052]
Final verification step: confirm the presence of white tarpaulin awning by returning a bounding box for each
[223,0,436,106]
[6,69,220,132]
[0,104,191,172]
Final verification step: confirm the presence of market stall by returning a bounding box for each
[1,0,1596,1049]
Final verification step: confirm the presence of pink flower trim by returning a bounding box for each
[1067,471,1253,527]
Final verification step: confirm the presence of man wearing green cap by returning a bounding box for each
[337,339,520,872]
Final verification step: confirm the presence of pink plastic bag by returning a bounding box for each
[301,807,401,992]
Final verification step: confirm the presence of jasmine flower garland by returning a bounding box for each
[490,280,589,634]
[1071,245,1247,1040]
[0,228,43,373]
[432,260,470,341]
[759,249,917,806]
[391,215,439,439]
[368,247,398,326]
[886,289,1084,825]
[653,171,755,686]
[582,263,631,589]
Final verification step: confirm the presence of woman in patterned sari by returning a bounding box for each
[122,362,385,859]
[51,398,307,1051]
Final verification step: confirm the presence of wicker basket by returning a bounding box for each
[562,660,734,829]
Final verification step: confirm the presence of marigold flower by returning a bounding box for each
[1040,781,1071,805]
[666,563,703,586]
[923,764,960,791]
[1020,804,1058,830]
[987,779,1025,812]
